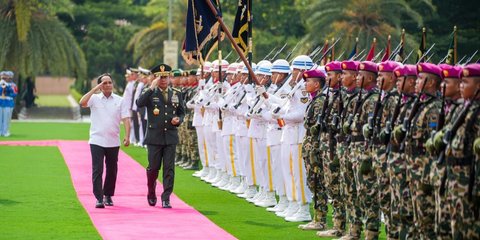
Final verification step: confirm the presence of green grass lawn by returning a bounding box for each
[0,146,100,239]
[35,95,71,107]
[1,122,387,239]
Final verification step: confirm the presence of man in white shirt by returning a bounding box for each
[79,73,131,208]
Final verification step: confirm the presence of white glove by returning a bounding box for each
[255,85,266,96]
[199,79,206,88]
[244,84,254,93]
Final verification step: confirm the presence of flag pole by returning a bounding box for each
[204,0,261,88]
[247,0,253,84]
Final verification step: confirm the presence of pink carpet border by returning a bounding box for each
[0,140,236,240]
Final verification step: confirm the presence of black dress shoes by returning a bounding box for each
[148,197,157,206]
[104,196,113,206]
[95,200,105,208]
[162,200,172,208]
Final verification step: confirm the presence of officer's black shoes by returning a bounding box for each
[95,200,105,208]
[146,169,159,206]
[104,196,114,206]
[148,196,157,206]
[162,200,172,208]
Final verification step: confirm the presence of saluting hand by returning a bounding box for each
[150,78,159,90]
[171,117,180,125]
[93,80,106,91]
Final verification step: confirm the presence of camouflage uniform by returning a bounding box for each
[176,86,189,165]
[302,90,328,224]
[387,94,416,239]
[372,89,398,239]
[336,87,363,238]
[403,94,441,239]
[428,99,462,239]
[445,100,480,239]
[321,87,346,234]
[349,87,380,239]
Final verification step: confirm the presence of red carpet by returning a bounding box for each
[0,140,236,240]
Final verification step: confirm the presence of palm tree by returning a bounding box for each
[300,0,434,58]
[128,0,188,68]
[0,0,87,91]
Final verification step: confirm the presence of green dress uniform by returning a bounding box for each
[137,85,185,206]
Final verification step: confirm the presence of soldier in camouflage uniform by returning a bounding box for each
[442,63,480,239]
[367,61,401,239]
[317,61,346,237]
[300,68,328,230]
[384,65,417,239]
[345,61,380,240]
[184,70,201,170]
[335,60,363,240]
[425,64,463,239]
[393,63,443,239]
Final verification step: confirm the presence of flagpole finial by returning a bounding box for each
[373,37,376,42]
[388,35,391,40]
[454,25,457,31]
[422,27,426,32]
[356,37,359,42]
[331,37,335,42]
[402,28,405,34]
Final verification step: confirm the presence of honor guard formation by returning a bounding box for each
[124,54,480,239]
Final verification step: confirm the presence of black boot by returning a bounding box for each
[146,168,158,206]
[184,160,199,170]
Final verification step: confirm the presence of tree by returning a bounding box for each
[301,0,433,59]
[0,0,87,92]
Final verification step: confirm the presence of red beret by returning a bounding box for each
[325,61,342,72]
[439,64,462,79]
[303,69,326,79]
[394,64,417,78]
[378,61,401,73]
[461,63,480,78]
[358,61,378,73]
[341,60,360,71]
[417,62,442,78]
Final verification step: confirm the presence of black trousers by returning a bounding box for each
[90,144,119,201]
[147,144,176,201]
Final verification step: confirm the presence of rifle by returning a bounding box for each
[335,51,346,61]
[346,76,364,131]
[224,50,233,61]
[332,78,344,132]
[285,42,300,61]
[399,77,429,152]
[416,43,436,64]
[262,47,277,61]
[315,37,341,64]
[439,89,480,195]
[270,43,288,61]
[385,76,407,143]
[371,49,384,62]
[351,49,366,61]
[401,50,415,64]
[368,77,384,147]
[309,44,323,60]
[318,77,332,135]
[456,55,467,65]
[463,50,478,65]
[425,53,435,63]
[388,41,403,61]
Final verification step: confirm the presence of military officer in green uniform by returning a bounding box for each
[136,64,185,208]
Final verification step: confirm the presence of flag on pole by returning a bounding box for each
[416,27,427,63]
[395,29,405,62]
[365,38,376,61]
[182,0,223,65]
[381,35,391,62]
[444,26,457,65]
[232,0,249,56]
[348,38,359,60]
